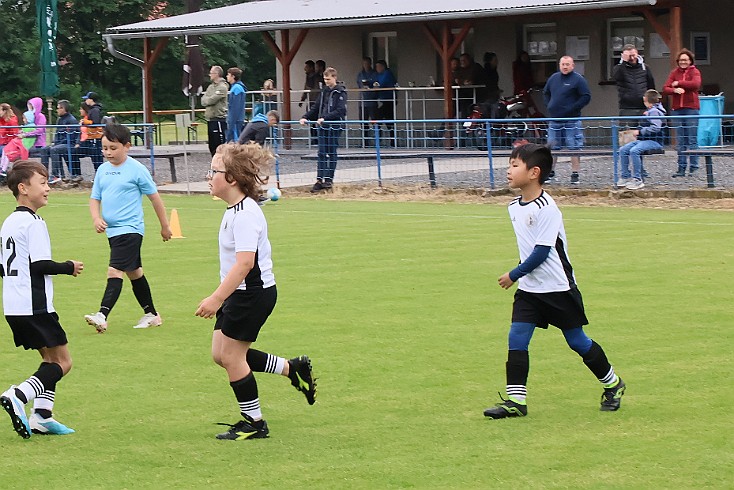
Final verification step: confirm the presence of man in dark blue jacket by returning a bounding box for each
[39,100,79,184]
[543,56,591,185]
[225,67,248,142]
[299,67,347,192]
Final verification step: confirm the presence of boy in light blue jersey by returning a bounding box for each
[84,124,172,333]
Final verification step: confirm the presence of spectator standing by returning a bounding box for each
[662,48,702,177]
[299,67,347,192]
[373,60,397,146]
[38,100,79,183]
[202,65,229,156]
[299,60,320,108]
[78,92,104,171]
[449,57,460,85]
[612,44,656,125]
[356,57,377,144]
[225,67,248,142]
[238,110,280,146]
[315,60,326,87]
[356,57,377,119]
[512,51,535,94]
[543,56,591,185]
[483,52,501,103]
[300,60,320,145]
[456,53,488,116]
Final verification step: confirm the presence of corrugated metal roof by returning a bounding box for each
[106,0,657,39]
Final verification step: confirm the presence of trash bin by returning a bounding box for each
[698,94,725,147]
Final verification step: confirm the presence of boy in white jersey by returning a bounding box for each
[0,160,84,438]
[484,144,625,419]
[84,124,172,333]
[195,143,316,441]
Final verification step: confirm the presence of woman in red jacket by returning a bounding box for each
[662,48,702,177]
[0,103,19,153]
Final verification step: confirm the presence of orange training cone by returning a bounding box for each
[170,208,185,239]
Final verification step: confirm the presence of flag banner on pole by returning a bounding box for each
[37,0,60,97]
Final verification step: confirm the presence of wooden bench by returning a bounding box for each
[678,147,734,188]
[129,150,189,183]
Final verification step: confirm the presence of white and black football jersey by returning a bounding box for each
[0,207,56,315]
[508,191,576,293]
[218,197,275,290]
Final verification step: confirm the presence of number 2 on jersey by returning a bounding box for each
[4,236,18,276]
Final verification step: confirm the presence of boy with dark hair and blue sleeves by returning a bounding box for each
[484,143,625,419]
[84,124,172,333]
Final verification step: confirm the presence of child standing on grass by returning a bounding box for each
[0,160,84,438]
[484,143,625,419]
[195,143,316,441]
[84,124,172,333]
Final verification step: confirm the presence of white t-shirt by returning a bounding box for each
[218,197,275,290]
[508,191,576,293]
[0,207,55,315]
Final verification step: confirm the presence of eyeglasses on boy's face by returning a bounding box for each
[206,169,226,179]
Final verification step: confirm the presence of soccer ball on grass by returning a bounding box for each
[266,188,282,201]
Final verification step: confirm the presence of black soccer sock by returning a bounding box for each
[246,349,268,372]
[506,350,529,402]
[131,275,157,315]
[230,372,263,425]
[581,340,618,385]
[14,362,63,405]
[99,277,124,317]
[246,349,286,375]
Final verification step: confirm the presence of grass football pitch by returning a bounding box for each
[0,192,732,488]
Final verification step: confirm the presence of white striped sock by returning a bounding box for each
[265,355,286,375]
[17,376,45,403]
[506,384,527,402]
[599,367,618,387]
[238,398,262,421]
[33,390,55,412]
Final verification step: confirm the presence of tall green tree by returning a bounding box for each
[0,0,276,113]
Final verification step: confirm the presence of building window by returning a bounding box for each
[523,23,557,84]
[369,32,398,72]
[607,17,645,79]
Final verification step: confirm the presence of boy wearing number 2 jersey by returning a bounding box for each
[0,160,84,439]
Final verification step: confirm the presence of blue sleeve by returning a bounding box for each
[509,245,552,282]
[136,162,158,195]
